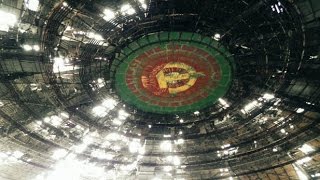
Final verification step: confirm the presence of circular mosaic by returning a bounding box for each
[112,32,233,114]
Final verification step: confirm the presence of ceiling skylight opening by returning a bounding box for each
[241,100,260,114]
[218,98,230,108]
[274,117,285,125]
[217,151,221,157]
[0,152,9,159]
[113,145,121,151]
[103,9,115,21]
[166,155,173,161]
[0,10,16,32]
[101,141,111,148]
[164,166,173,172]
[309,55,318,60]
[24,0,39,11]
[51,115,63,127]
[60,112,69,119]
[220,168,229,172]
[30,83,40,91]
[120,4,136,15]
[273,99,281,106]
[53,57,78,73]
[46,158,84,180]
[112,118,123,126]
[83,135,94,145]
[73,30,85,35]
[221,144,231,149]
[22,44,33,51]
[73,144,88,154]
[141,3,147,10]
[227,147,239,155]
[296,157,312,165]
[105,153,114,160]
[172,156,181,166]
[129,140,142,154]
[97,78,103,83]
[240,45,250,49]
[262,93,275,100]
[96,78,105,88]
[52,149,68,160]
[111,145,122,152]
[82,163,105,177]
[160,141,172,152]
[120,161,138,171]
[179,119,184,123]
[139,146,146,155]
[213,33,221,41]
[118,109,129,120]
[102,98,117,110]
[138,0,147,10]
[87,32,104,41]
[72,136,94,153]
[174,138,184,145]
[33,45,40,51]
[91,149,109,159]
[293,164,308,180]
[92,105,107,117]
[311,173,320,178]
[271,1,284,14]
[296,108,305,113]
[299,144,314,154]
[44,117,50,123]
[35,121,42,126]
[12,151,24,159]
[105,133,124,141]
[34,174,46,180]
[305,101,312,105]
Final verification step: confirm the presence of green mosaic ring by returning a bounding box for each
[111,32,233,114]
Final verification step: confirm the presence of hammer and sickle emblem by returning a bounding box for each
[155,62,205,94]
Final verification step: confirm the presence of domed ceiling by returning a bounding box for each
[0,0,319,180]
